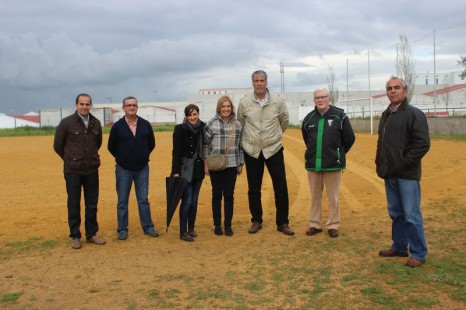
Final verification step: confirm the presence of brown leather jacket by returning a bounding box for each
[53,111,102,175]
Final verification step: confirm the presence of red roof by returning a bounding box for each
[10,115,40,123]
[423,83,466,96]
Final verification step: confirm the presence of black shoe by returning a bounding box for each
[225,227,233,236]
[214,226,223,236]
[188,229,197,238]
[180,233,194,242]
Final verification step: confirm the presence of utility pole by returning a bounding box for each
[280,61,285,93]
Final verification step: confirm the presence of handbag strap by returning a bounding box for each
[225,121,236,154]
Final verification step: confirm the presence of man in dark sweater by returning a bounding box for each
[108,96,159,240]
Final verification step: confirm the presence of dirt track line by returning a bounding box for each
[346,160,385,196]
[283,149,311,219]
[283,133,387,211]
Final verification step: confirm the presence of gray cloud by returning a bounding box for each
[1,0,465,113]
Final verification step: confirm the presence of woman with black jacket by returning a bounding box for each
[171,104,205,241]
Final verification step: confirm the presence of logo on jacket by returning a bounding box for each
[328,120,333,127]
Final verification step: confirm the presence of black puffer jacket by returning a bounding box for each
[375,99,430,181]
[54,112,102,175]
[301,105,355,171]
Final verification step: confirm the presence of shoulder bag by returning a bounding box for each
[207,121,235,171]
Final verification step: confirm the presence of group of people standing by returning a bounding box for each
[54,71,430,268]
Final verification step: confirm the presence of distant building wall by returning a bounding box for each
[40,108,113,127]
[0,114,40,128]
[351,118,466,135]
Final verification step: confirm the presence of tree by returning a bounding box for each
[440,77,451,112]
[459,56,466,80]
[326,66,340,105]
[395,34,416,102]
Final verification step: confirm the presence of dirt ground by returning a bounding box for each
[0,129,465,309]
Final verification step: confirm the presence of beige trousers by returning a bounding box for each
[307,170,342,230]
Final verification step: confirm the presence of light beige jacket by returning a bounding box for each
[237,91,289,159]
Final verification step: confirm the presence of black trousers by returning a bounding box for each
[244,148,290,226]
[64,172,99,239]
[210,167,238,227]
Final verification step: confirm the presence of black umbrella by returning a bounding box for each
[165,176,188,233]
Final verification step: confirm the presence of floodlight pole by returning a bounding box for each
[433,30,437,116]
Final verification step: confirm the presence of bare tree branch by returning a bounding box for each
[395,34,416,102]
[459,56,466,80]
[326,65,340,106]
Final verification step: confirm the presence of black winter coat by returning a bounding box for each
[171,123,205,181]
[375,99,430,181]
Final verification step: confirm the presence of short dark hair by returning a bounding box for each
[251,70,268,81]
[184,104,200,117]
[122,96,138,106]
[76,93,92,105]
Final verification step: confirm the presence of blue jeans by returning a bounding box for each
[385,178,428,260]
[64,172,99,239]
[116,164,154,233]
[179,178,203,235]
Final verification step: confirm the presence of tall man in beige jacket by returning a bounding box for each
[237,70,294,235]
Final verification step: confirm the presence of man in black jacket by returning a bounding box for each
[108,96,159,240]
[54,93,106,249]
[376,77,430,268]
[301,88,355,238]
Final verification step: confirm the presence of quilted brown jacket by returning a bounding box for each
[53,111,102,175]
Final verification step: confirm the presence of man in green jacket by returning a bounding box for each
[301,88,355,238]
[237,70,294,236]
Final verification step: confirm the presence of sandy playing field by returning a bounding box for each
[0,129,465,309]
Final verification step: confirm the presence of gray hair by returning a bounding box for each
[251,70,268,81]
[386,77,407,89]
[313,88,330,97]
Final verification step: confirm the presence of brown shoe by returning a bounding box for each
[248,222,262,234]
[277,224,295,236]
[306,227,322,235]
[328,229,339,238]
[379,249,408,257]
[86,235,106,245]
[405,258,425,268]
[71,238,82,249]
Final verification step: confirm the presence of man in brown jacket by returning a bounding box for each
[54,93,106,249]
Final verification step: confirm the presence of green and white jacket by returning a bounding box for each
[301,105,355,171]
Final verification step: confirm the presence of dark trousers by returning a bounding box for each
[64,172,99,239]
[244,148,289,226]
[210,167,238,228]
[179,178,203,235]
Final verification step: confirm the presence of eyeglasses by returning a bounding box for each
[314,96,329,100]
[124,104,138,108]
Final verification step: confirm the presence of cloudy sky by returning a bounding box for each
[1,0,465,114]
